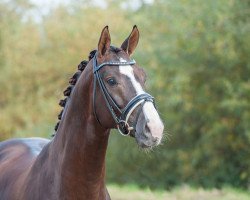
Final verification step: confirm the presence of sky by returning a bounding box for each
[29,0,154,11]
[4,0,154,23]
[29,0,154,9]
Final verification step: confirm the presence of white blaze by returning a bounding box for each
[119,58,164,141]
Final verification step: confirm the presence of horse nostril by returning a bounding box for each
[144,123,150,133]
[152,137,158,143]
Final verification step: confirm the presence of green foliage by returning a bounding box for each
[0,0,249,189]
[107,0,250,189]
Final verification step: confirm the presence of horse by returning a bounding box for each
[0,25,164,200]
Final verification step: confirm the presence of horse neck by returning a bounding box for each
[50,67,110,198]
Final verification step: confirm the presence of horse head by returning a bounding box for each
[92,26,164,148]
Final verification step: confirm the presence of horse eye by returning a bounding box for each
[107,78,117,86]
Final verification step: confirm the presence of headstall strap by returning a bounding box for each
[93,53,155,136]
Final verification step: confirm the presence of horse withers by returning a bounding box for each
[0,26,164,200]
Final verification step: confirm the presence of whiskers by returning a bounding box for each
[162,130,172,143]
[157,111,172,144]
[137,145,154,156]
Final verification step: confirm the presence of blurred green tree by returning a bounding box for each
[106,0,250,189]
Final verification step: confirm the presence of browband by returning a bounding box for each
[93,60,136,73]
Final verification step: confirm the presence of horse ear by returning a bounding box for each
[121,25,139,56]
[98,26,111,57]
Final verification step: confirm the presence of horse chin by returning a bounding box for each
[133,113,163,149]
[134,128,161,149]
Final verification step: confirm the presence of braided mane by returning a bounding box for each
[52,50,97,137]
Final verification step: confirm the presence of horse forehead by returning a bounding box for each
[118,58,144,94]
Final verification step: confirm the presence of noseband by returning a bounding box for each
[93,53,154,136]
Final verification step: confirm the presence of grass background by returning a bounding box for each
[107,184,250,200]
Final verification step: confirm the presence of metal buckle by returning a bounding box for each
[117,120,133,136]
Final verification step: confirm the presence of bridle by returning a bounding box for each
[93,53,154,136]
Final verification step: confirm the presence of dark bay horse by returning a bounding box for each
[0,26,164,200]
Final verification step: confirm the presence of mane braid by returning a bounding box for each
[52,50,96,137]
